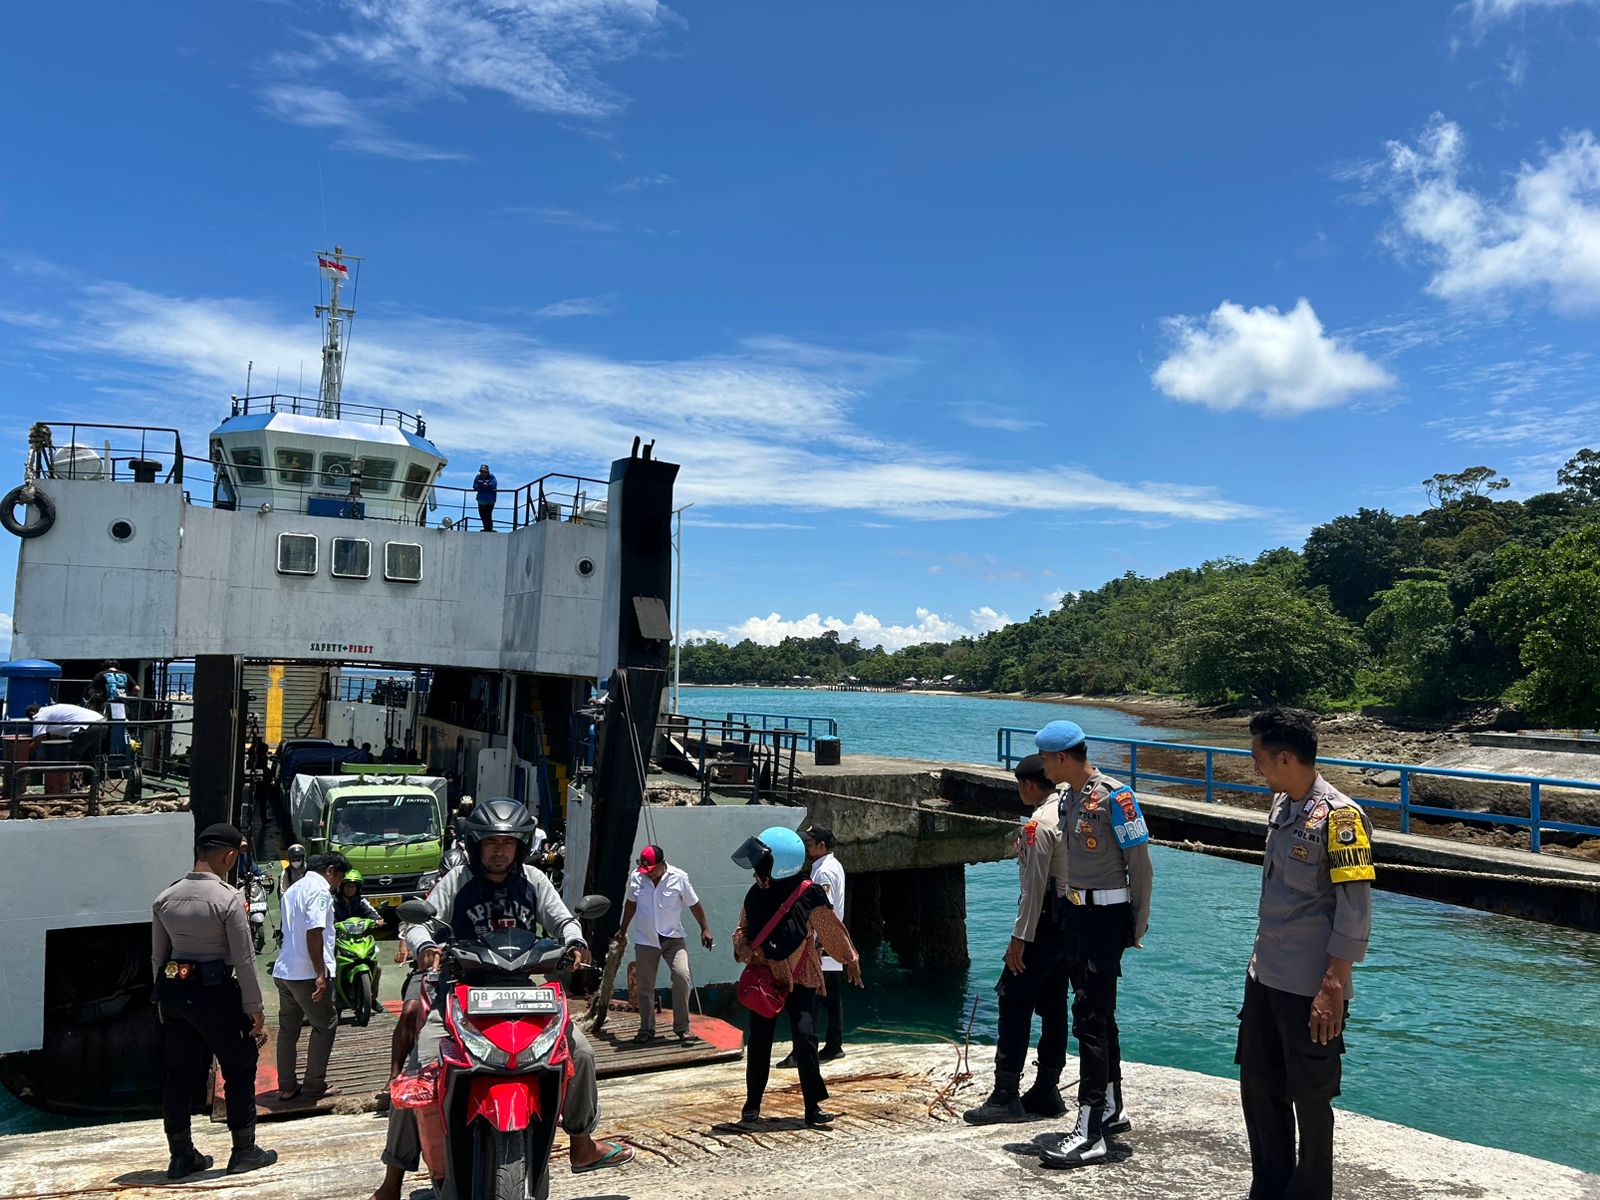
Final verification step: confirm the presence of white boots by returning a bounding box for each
[1039,1103,1107,1168]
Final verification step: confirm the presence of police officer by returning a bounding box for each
[965,754,1072,1124]
[1237,707,1374,1200]
[1034,720,1153,1169]
[151,823,278,1179]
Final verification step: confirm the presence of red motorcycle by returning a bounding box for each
[393,895,609,1200]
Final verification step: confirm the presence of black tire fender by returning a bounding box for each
[1,483,56,538]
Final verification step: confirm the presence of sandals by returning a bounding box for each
[572,1141,634,1174]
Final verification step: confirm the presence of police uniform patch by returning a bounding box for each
[1109,788,1151,850]
[1326,808,1375,883]
[1291,843,1310,861]
[1023,820,1039,847]
[1304,798,1330,828]
[1085,835,1099,850]
[1077,820,1095,836]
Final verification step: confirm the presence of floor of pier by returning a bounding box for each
[9,1044,1596,1199]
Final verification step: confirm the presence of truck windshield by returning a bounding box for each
[329,794,439,846]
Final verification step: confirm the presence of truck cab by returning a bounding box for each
[291,773,448,905]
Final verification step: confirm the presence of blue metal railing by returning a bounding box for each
[724,711,839,751]
[996,726,1600,855]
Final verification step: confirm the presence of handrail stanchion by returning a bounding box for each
[1399,771,1411,835]
[1129,743,1139,791]
[1204,750,1214,804]
[1530,782,1542,854]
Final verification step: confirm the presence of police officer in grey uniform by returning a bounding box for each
[1033,720,1153,1169]
[151,823,278,1180]
[1237,708,1374,1200]
[965,754,1073,1124]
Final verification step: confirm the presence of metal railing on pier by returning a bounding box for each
[722,711,839,751]
[659,715,802,806]
[996,726,1600,855]
[2,711,194,818]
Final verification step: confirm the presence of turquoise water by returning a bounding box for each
[683,686,1600,1174]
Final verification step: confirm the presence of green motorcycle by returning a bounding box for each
[333,915,380,1027]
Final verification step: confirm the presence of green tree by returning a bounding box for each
[1423,465,1510,508]
[1557,448,1600,502]
[1472,526,1600,726]
[1173,575,1363,705]
[1303,508,1403,622]
[1364,579,1456,711]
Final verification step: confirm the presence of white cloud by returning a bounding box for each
[534,296,614,318]
[0,612,11,658]
[1379,115,1600,313]
[953,403,1044,432]
[1466,0,1595,24]
[611,173,675,192]
[685,606,1015,652]
[264,0,675,157]
[1152,298,1395,415]
[23,274,1263,525]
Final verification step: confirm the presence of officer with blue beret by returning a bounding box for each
[1032,720,1154,1169]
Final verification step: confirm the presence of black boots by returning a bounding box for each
[963,1069,1026,1125]
[1040,1103,1108,1168]
[1019,1069,1067,1118]
[225,1124,278,1175]
[165,1147,212,1181]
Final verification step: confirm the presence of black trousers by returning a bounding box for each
[994,908,1071,1077]
[818,969,845,1053]
[478,501,495,531]
[1236,973,1344,1200]
[746,985,827,1113]
[1062,902,1130,1109]
[159,980,258,1146]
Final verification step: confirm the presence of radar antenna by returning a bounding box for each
[314,246,360,419]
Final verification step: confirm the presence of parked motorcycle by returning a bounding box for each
[334,916,381,1026]
[391,892,610,1200]
[242,862,275,956]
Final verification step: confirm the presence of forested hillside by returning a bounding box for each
[677,452,1600,725]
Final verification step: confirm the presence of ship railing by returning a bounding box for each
[2,710,194,819]
[29,422,186,485]
[995,726,1600,855]
[658,715,802,806]
[230,393,427,436]
[723,711,838,751]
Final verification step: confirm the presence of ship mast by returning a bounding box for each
[314,245,357,420]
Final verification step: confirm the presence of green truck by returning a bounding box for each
[288,770,451,905]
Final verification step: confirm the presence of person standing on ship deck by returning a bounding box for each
[473,463,498,531]
[964,754,1073,1124]
[151,823,277,1179]
[1034,720,1153,1169]
[1237,707,1374,1200]
[271,851,349,1101]
[614,844,715,1043]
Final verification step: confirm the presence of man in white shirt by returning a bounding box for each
[26,702,104,743]
[614,845,713,1043]
[270,851,349,1100]
[803,824,848,1061]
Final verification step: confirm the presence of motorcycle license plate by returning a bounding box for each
[466,987,560,1016]
[249,901,267,913]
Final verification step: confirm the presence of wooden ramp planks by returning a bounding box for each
[214,1001,744,1122]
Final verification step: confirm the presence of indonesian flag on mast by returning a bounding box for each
[318,256,349,279]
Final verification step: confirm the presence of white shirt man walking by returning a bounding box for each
[271,851,349,1100]
[614,845,713,1043]
[784,824,847,1065]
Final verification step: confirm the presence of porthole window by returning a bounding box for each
[277,532,318,576]
[332,537,371,579]
[385,541,423,583]
[576,556,596,579]
[109,519,136,542]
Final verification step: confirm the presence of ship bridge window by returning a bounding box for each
[276,448,313,486]
[332,537,371,579]
[320,453,354,489]
[385,541,423,583]
[230,446,266,485]
[401,463,433,502]
[359,458,397,496]
[277,532,318,576]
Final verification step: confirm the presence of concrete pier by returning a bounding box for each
[4,1043,1594,1199]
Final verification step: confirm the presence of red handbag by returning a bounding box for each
[736,881,811,1018]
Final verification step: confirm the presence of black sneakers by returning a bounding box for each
[166,1149,212,1181]
[963,1071,1026,1125]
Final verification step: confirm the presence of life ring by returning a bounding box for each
[1,483,56,538]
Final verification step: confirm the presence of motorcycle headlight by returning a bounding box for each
[447,992,509,1068]
[529,1011,564,1063]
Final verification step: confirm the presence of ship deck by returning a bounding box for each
[213,1000,744,1122]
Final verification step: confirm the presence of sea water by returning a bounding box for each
[679,686,1600,1172]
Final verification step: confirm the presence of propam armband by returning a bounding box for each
[1110,788,1151,850]
[1326,808,1375,883]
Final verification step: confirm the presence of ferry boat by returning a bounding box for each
[0,249,799,1114]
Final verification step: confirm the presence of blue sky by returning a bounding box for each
[3,0,1599,652]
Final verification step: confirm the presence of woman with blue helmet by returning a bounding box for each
[730,825,863,1127]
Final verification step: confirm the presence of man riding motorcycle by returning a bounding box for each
[334,869,385,1002]
[370,798,634,1200]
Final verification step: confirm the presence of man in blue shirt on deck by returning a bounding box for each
[473,464,498,531]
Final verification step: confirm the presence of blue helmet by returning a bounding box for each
[731,825,808,880]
